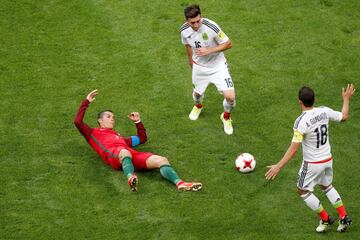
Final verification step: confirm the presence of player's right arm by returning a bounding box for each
[74,89,98,140]
[265,141,301,180]
[184,44,193,68]
[265,124,304,181]
[341,84,356,121]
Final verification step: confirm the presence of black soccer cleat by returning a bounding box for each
[337,215,352,232]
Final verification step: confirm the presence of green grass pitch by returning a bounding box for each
[1,0,359,239]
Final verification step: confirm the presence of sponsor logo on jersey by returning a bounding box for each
[202,32,208,40]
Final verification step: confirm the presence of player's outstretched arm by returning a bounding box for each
[341,84,356,121]
[265,142,301,180]
[74,90,97,139]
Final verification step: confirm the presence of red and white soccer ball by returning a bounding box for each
[235,153,256,173]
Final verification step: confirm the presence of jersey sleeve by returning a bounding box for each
[180,23,189,45]
[292,130,304,143]
[215,30,229,44]
[292,114,307,142]
[324,106,343,122]
[74,99,93,140]
[211,22,229,44]
[181,32,188,45]
[202,18,230,44]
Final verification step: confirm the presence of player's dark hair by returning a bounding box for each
[97,110,113,125]
[298,86,315,107]
[184,4,201,19]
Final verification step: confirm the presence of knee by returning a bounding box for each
[152,156,170,168]
[224,90,236,101]
[157,156,170,166]
[224,94,235,103]
[146,155,170,169]
[119,149,132,160]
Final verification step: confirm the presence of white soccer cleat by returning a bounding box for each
[220,113,233,135]
[189,106,203,120]
[316,216,334,233]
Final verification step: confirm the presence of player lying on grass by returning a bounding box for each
[74,89,202,192]
[266,84,355,233]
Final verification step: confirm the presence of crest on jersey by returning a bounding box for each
[202,33,208,40]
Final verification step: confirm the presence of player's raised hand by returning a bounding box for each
[265,165,281,180]
[128,112,141,122]
[86,89,98,102]
[342,84,356,100]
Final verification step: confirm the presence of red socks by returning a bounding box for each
[223,112,231,120]
[195,104,203,109]
[319,209,329,221]
[336,205,347,220]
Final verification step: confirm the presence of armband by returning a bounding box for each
[292,130,303,143]
[218,31,226,40]
[131,136,140,147]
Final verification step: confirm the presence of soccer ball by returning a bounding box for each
[235,153,256,173]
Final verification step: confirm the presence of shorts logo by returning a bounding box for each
[218,31,225,39]
[202,33,208,40]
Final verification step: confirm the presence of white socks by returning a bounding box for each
[223,98,236,112]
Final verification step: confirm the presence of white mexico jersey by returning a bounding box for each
[292,107,342,162]
[180,18,229,69]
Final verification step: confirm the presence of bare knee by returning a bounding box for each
[225,96,235,102]
[146,155,169,169]
[156,156,169,167]
[223,90,236,102]
[119,149,132,162]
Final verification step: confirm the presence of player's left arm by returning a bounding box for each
[195,39,232,57]
[124,112,147,147]
[265,140,301,181]
[195,27,232,57]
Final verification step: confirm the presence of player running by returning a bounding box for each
[266,84,355,233]
[74,89,202,192]
[180,4,236,135]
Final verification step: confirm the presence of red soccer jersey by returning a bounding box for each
[74,99,147,164]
